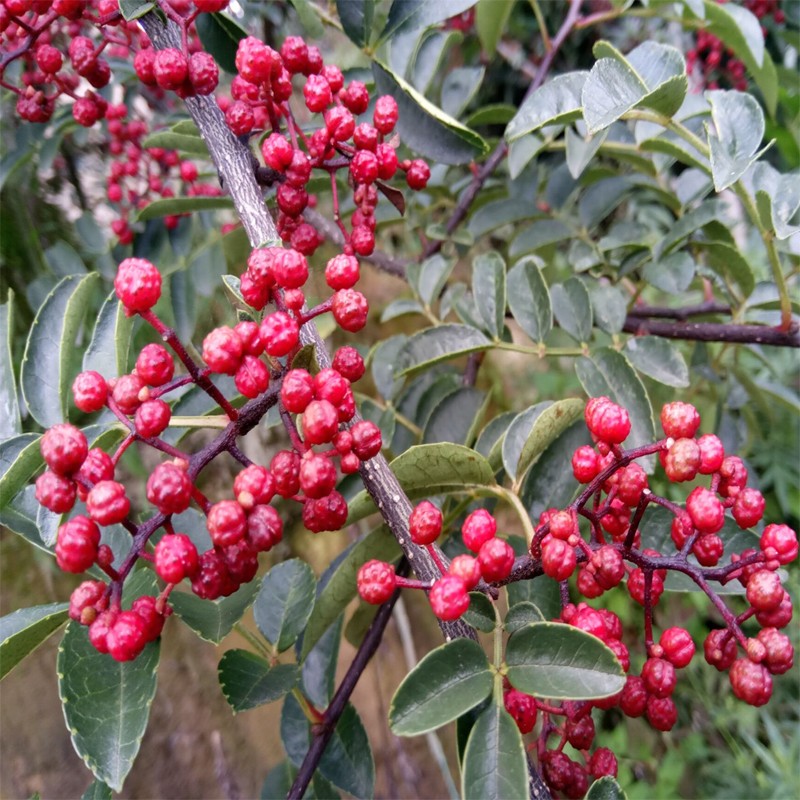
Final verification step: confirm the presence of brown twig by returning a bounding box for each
[622,317,800,348]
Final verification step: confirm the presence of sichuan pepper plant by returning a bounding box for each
[1,1,798,798]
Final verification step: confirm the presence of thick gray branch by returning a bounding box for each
[139,12,472,641]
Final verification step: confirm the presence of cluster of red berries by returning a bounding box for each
[0,0,148,125]
[357,502,518,620]
[34,247,386,660]
[217,33,430,259]
[104,104,221,243]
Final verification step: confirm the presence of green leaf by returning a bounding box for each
[642,251,695,295]
[118,0,155,20]
[701,0,777,115]
[475,0,516,58]
[624,336,690,388]
[466,103,517,127]
[301,614,344,708]
[347,443,496,523]
[582,42,687,134]
[576,348,655,466]
[706,90,766,191]
[461,703,529,800]
[751,162,800,240]
[301,528,400,659]
[0,433,42,510]
[390,639,493,736]
[551,277,593,343]
[58,621,159,791]
[288,0,325,37]
[282,696,374,798]
[505,72,588,141]
[506,257,552,343]
[515,398,585,483]
[83,292,133,380]
[502,405,545,482]
[136,196,233,222]
[424,387,486,445]
[413,30,461,96]
[566,125,608,179]
[463,592,496,633]
[441,66,486,119]
[586,775,628,800]
[336,0,374,46]
[0,602,69,680]
[140,130,210,156]
[195,12,248,74]
[372,61,488,165]
[505,622,626,699]
[509,220,572,258]
[254,560,316,653]
[504,602,544,633]
[472,251,506,339]
[521,421,589,520]
[397,324,491,376]
[509,135,545,180]
[654,200,724,258]
[589,283,628,335]
[379,0,478,42]
[218,650,298,712]
[0,293,21,438]
[21,273,100,429]
[418,254,456,306]
[80,780,113,800]
[693,240,756,298]
[476,412,518,472]
[170,579,260,644]
[380,298,425,323]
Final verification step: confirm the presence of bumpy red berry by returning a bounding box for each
[686,486,724,534]
[373,95,398,133]
[72,371,108,413]
[663,438,700,482]
[332,346,365,382]
[697,433,724,474]
[646,695,678,731]
[86,480,130,526]
[660,401,701,439]
[729,658,772,706]
[135,399,171,438]
[732,487,765,529]
[302,399,339,445]
[542,538,576,581]
[331,289,368,332]
[350,420,382,460]
[260,311,299,357]
[107,611,149,661]
[448,554,481,589]
[146,462,192,514]
[56,516,101,573]
[409,501,442,545]
[155,533,199,584]
[35,470,77,514]
[69,580,106,624]
[207,500,247,547]
[660,627,695,668]
[41,423,88,476]
[504,688,538,734]
[115,258,162,313]
[429,575,469,620]
[247,504,283,552]
[303,490,348,532]
[760,524,798,565]
[136,343,174,387]
[299,453,337,499]
[357,560,396,604]
[478,537,515,582]
[271,450,301,497]
[202,326,243,375]
[462,509,497,552]
[704,629,737,671]
[585,397,630,444]
[746,569,783,612]
[571,445,600,483]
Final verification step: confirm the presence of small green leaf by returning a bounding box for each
[58,620,159,791]
[0,602,69,679]
[424,387,486,445]
[418,254,456,306]
[397,324,491,376]
[466,103,517,127]
[288,0,325,37]
[301,527,399,659]
[441,66,486,119]
[83,292,133,380]
[502,404,546,482]
[509,220,572,258]
[515,398,585,483]
[390,639,493,736]
[476,411,518,472]
[521,421,590,520]
[136,196,233,222]
[336,0,375,46]
[380,298,425,323]
[642,251,695,295]
[550,277,593,343]
[589,283,628,335]
[170,579,260,644]
[0,293,21,438]
[576,348,656,468]
[654,200,724,258]
[751,162,800,240]
[624,336,690,388]
[195,12,248,74]
[706,90,766,191]
[475,0,516,58]
[140,130,210,156]
[80,780,112,800]
[21,273,100,429]
[118,0,155,20]
[463,592,496,633]
[506,257,552,343]
[461,703,529,800]
[372,61,488,165]
[347,443,496,523]
[0,433,42,510]
[586,775,628,800]
[505,72,588,141]
[505,602,544,633]
[472,251,506,339]
[694,240,756,298]
[254,560,316,653]
[505,622,626,699]
[301,614,344,708]
[218,650,298,712]
[379,0,478,42]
